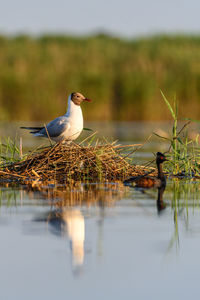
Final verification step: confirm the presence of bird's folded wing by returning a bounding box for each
[40,117,70,137]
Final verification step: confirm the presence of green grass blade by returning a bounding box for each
[160,90,176,120]
[153,132,171,141]
[83,127,93,131]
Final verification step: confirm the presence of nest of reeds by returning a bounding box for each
[0,141,157,185]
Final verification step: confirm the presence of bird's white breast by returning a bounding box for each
[59,101,83,141]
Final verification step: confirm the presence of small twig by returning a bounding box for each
[0,170,27,178]
[19,137,23,159]
[44,123,53,146]
[113,144,142,149]
[177,121,191,137]
[123,134,152,160]
[32,169,40,178]
[79,131,98,145]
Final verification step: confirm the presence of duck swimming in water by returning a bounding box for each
[124,152,167,188]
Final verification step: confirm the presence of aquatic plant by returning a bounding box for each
[154,92,200,177]
[0,137,22,164]
[164,179,200,255]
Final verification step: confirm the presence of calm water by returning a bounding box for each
[0,122,200,300]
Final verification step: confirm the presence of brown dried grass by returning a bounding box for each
[0,141,157,185]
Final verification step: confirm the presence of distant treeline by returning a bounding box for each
[0,34,200,121]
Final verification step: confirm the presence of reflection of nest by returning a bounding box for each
[0,142,156,184]
[28,182,129,207]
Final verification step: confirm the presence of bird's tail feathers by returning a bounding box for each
[20,126,44,133]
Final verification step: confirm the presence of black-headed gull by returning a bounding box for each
[21,92,92,142]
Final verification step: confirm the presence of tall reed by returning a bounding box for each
[154,91,200,176]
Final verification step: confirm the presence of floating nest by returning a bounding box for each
[0,141,157,185]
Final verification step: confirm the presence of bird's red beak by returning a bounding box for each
[84,98,92,102]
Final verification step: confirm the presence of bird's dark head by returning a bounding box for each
[156,152,167,164]
[70,92,92,106]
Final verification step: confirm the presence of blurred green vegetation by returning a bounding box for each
[0,34,200,121]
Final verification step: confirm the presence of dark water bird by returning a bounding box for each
[124,152,167,188]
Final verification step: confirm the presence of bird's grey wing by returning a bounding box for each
[39,117,70,137]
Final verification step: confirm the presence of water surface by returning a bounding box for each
[0,122,199,299]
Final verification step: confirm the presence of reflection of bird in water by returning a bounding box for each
[34,208,85,273]
[62,209,85,269]
[124,152,167,188]
[156,186,166,214]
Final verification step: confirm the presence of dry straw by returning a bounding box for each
[0,139,157,185]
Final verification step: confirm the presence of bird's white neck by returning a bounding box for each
[65,95,83,119]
